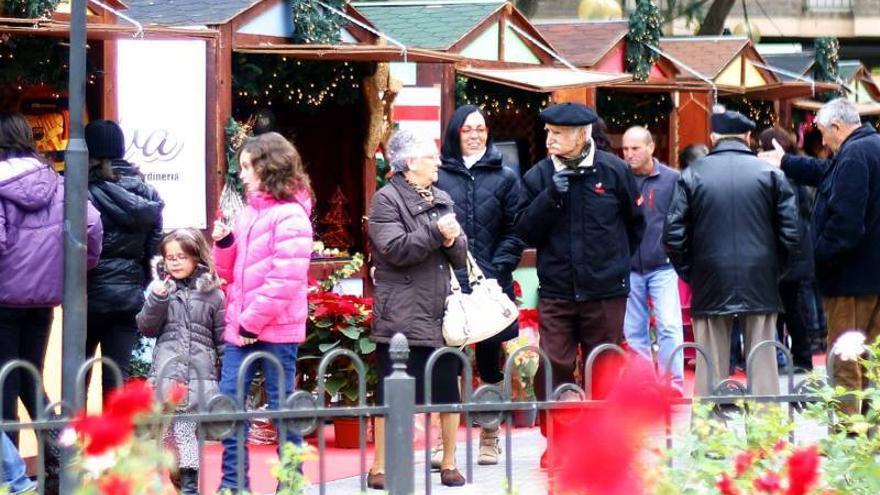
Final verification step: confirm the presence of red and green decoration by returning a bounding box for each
[626,0,662,82]
[2,0,58,18]
[320,187,353,252]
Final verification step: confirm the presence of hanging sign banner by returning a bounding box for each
[116,39,207,229]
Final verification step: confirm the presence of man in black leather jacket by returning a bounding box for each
[663,109,799,397]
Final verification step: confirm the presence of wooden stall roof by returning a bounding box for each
[0,16,219,38]
[350,0,506,50]
[121,0,263,26]
[763,52,815,82]
[659,36,752,80]
[744,81,840,100]
[793,98,880,116]
[456,66,630,92]
[533,20,628,68]
[235,43,462,63]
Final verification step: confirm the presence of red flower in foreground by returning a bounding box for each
[754,470,782,493]
[735,451,756,477]
[104,379,153,419]
[718,473,741,495]
[98,474,133,495]
[786,446,821,495]
[550,358,672,494]
[73,412,134,456]
[166,382,188,406]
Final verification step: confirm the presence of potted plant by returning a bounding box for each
[298,255,376,448]
[504,308,540,428]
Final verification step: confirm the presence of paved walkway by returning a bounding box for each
[303,370,830,495]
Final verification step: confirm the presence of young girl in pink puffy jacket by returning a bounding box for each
[211,132,313,492]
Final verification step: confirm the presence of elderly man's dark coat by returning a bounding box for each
[515,150,645,302]
[368,174,467,347]
[781,124,880,296]
[663,139,800,316]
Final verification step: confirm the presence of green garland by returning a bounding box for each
[626,0,662,82]
[814,37,839,83]
[814,37,842,102]
[2,0,58,18]
[291,0,345,44]
[455,75,549,116]
[223,117,252,197]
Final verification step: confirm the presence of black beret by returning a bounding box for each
[540,103,598,126]
[710,110,756,134]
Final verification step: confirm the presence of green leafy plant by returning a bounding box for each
[2,0,58,18]
[299,255,376,406]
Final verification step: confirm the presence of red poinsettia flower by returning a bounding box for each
[517,308,538,329]
[718,473,740,495]
[73,411,134,456]
[786,446,821,495]
[98,474,133,495]
[105,379,153,419]
[735,450,756,477]
[754,470,782,492]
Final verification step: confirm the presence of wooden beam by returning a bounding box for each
[101,38,117,120]
[205,24,233,234]
[441,64,456,131]
[498,5,507,62]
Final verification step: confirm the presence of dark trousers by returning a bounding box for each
[0,307,53,445]
[535,297,626,436]
[776,281,814,370]
[475,340,504,385]
[86,310,140,397]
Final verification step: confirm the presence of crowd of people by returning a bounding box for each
[0,94,878,494]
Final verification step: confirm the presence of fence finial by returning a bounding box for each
[390,333,409,370]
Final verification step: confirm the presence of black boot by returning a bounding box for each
[179,468,198,495]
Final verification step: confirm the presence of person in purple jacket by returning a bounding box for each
[0,112,103,433]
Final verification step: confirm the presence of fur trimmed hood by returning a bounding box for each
[149,255,220,293]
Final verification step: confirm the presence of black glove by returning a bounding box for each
[551,170,577,198]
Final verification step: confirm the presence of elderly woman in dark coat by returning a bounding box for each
[367,129,468,489]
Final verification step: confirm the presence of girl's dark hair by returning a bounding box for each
[159,229,217,276]
[758,126,797,154]
[238,132,312,201]
[592,118,612,152]
[0,112,39,161]
[678,143,709,170]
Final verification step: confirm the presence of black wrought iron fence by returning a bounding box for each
[0,332,839,495]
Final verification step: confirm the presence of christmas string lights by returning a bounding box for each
[598,91,672,131]
[0,34,99,93]
[233,56,365,112]
[455,76,550,117]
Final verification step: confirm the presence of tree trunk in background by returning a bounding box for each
[697,0,736,34]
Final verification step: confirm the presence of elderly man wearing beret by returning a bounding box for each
[515,103,645,462]
[663,108,800,398]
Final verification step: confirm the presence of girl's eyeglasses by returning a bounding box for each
[164,254,191,263]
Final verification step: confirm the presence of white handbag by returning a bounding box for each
[442,252,518,347]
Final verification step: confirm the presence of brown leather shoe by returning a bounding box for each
[440,468,466,487]
[367,471,385,490]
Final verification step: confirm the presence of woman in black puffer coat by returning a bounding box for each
[435,105,525,465]
[85,120,164,395]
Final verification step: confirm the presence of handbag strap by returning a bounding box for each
[449,250,484,290]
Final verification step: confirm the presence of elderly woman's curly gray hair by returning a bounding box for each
[387,128,435,174]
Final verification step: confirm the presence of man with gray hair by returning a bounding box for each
[664,108,800,398]
[760,97,880,416]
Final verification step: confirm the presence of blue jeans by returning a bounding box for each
[218,342,301,491]
[624,267,684,390]
[2,432,35,494]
